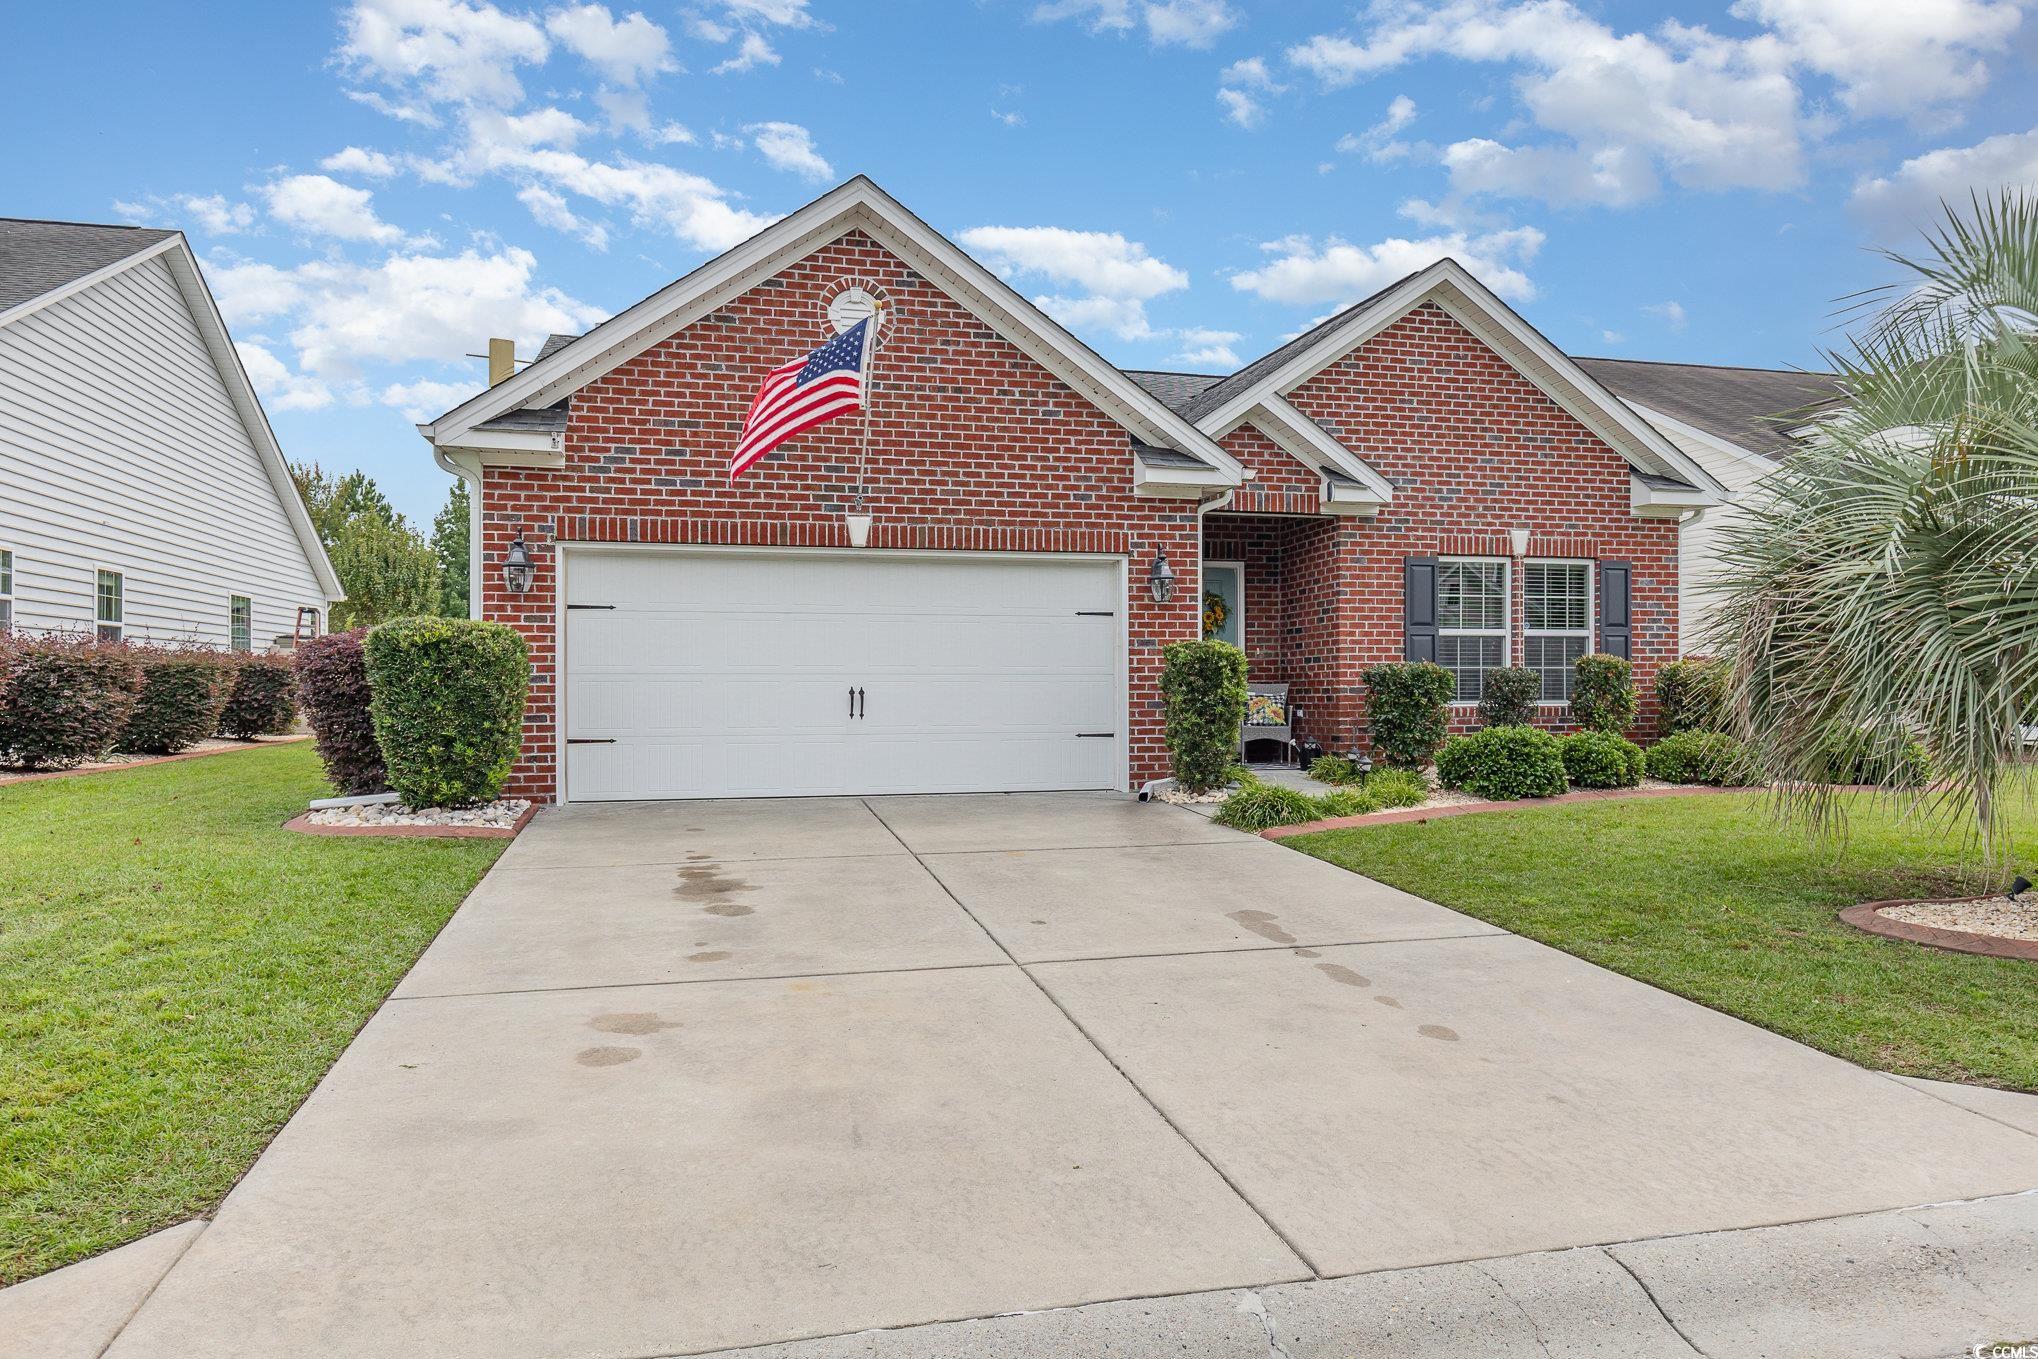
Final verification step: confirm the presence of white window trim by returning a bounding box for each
[1202,559,1245,649]
[1523,558,1594,705]
[1438,555,1510,707]
[229,595,254,653]
[94,566,124,643]
[0,546,13,634]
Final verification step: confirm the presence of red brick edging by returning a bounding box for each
[282,802,537,840]
[0,735,312,787]
[1260,783,1754,839]
[1838,899,2038,962]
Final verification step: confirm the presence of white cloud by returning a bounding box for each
[321,146,400,178]
[1728,0,2021,119]
[1336,94,1418,162]
[460,136,777,251]
[1439,139,1658,207]
[958,225,1189,301]
[1217,87,1265,129]
[1229,226,1547,306]
[209,244,608,378]
[465,105,591,152]
[719,0,816,26]
[1171,327,1243,368]
[337,0,549,108]
[1644,300,1689,330]
[116,192,257,234]
[1220,56,1284,90]
[518,184,610,249]
[380,376,483,420]
[237,340,335,411]
[1217,55,1285,129]
[992,107,1026,127]
[1851,127,2038,231]
[1037,293,1160,341]
[747,121,832,181]
[262,174,408,243]
[1036,0,1238,47]
[544,4,675,85]
[1600,329,1624,345]
[712,31,780,74]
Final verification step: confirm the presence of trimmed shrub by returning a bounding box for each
[1657,657,1728,736]
[1814,726,1931,789]
[1364,767,1429,809]
[363,616,529,808]
[1645,730,1754,786]
[1362,661,1456,769]
[1569,653,1637,733]
[1475,665,1542,728]
[1560,730,1645,789]
[1160,639,1248,793]
[0,638,144,769]
[217,653,298,739]
[1434,725,1568,800]
[295,630,386,796]
[1214,782,1325,831]
[119,649,233,754]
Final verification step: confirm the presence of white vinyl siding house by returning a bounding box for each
[0,221,338,647]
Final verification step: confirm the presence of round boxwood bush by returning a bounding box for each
[217,653,298,738]
[120,648,233,754]
[1475,665,1541,728]
[1362,661,1456,769]
[1645,730,1754,786]
[1656,657,1727,736]
[295,630,386,795]
[1160,639,1248,793]
[1569,653,1638,733]
[1434,725,1568,800]
[0,638,144,769]
[363,616,529,808]
[1560,730,1645,789]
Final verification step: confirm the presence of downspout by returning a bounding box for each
[427,435,485,618]
[1137,486,1238,803]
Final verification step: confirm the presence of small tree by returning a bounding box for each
[432,479,471,619]
[1475,666,1541,728]
[1569,653,1637,733]
[328,517,443,630]
[1159,639,1248,793]
[364,617,530,807]
[1361,661,1456,768]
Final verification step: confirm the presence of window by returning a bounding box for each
[0,548,11,634]
[1523,561,1593,701]
[1437,558,1508,703]
[230,596,252,653]
[96,569,123,643]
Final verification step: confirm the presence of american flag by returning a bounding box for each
[730,318,875,481]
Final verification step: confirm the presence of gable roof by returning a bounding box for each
[0,218,180,320]
[424,176,1242,482]
[1124,369,1224,413]
[0,218,343,601]
[1174,278,1410,426]
[1574,357,1844,459]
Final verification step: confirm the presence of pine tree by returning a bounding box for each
[431,480,471,619]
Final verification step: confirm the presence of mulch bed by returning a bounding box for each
[282,802,538,840]
[1839,898,2038,962]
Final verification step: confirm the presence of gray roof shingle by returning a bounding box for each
[0,218,180,316]
[1575,357,1844,458]
[472,405,568,436]
[536,332,580,361]
[1123,369,1225,416]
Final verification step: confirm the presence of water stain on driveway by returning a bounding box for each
[576,1046,642,1067]
[1419,1025,1461,1042]
[687,950,732,963]
[1315,963,1370,989]
[675,865,758,914]
[589,1013,678,1036]
[1228,910,1295,945]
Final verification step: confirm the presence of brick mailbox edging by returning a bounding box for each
[281,802,538,841]
[1838,899,2038,962]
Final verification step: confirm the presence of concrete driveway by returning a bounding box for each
[103,794,2038,1358]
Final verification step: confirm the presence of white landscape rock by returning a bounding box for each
[303,799,530,830]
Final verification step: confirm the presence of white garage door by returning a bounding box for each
[562,549,1125,801]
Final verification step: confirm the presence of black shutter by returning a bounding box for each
[1404,557,1439,662]
[1599,560,1632,660]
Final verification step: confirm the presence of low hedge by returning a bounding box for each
[1362,661,1456,769]
[1657,657,1728,736]
[1560,730,1645,789]
[1645,730,1754,786]
[1815,726,1932,789]
[1436,725,1568,800]
[1569,653,1637,733]
[1161,639,1248,793]
[217,653,298,738]
[295,631,385,796]
[119,649,233,754]
[1475,665,1541,728]
[0,637,144,769]
[1214,778,1383,831]
[363,616,529,808]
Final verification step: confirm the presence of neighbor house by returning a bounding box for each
[422,176,1727,803]
[0,218,340,648]
[1574,357,1844,653]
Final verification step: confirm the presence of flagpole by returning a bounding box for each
[855,305,880,513]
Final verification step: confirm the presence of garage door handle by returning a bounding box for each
[567,738,616,745]
[857,687,866,719]
[1076,732,1116,739]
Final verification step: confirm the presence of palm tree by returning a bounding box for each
[1708,191,2038,863]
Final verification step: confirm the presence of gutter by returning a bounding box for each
[425,428,485,619]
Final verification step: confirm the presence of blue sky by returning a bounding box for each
[10,0,2036,525]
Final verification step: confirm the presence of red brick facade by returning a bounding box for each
[476,236,1676,800]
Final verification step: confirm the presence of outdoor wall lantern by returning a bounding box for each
[502,535,537,594]
[1148,547,1177,604]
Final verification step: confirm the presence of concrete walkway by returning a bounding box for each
[74,794,2038,1357]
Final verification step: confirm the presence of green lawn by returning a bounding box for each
[1284,790,2038,1092]
[0,742,504,1285]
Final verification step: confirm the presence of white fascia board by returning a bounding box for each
[425,176,1243,485]
[1632,474,1719,518]
[432,427,567,464]
[1248,394,1395,503]
[1134,461,1231,497]
[164,240,346,603]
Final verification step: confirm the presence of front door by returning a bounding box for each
[1202,560,1243,648]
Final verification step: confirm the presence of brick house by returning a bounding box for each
[422,177,1722,803]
